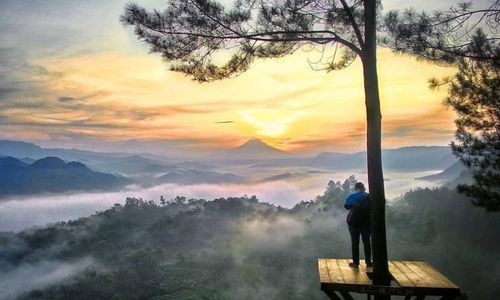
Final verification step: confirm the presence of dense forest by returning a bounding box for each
[1,179,499,300]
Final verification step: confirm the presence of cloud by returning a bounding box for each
[0,169,444,233]
[382,108,455,146]
[384,126,414,138]
[0,87,17,100]
[238,215,305,250]
[283,138,352,152]
[0,87,217,145]
[58,96,77,102]
[0,179,330,232]
[0,257,94,299]
[0,0,458,153]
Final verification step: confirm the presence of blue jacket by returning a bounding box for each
[344,191,368,210]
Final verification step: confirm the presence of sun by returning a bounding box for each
[240,109,307,138]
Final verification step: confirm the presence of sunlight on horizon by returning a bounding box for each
[0,0,460,153]
[240,109,308,138]
[1,47,457,153]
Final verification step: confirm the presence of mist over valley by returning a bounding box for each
[3,139,495,300]
[0,139,448,232]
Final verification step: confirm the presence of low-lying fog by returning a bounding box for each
[0,170,440,232]
[0,258,94,299]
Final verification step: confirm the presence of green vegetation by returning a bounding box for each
[444,33,499,211]
[1,180,498,300]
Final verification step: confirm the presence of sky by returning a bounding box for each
[0,0,490,154]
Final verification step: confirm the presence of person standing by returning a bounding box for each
[345,182,372,268]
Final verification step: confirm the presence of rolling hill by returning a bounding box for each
[157,169,245,185]
[0,156,132,199]
[416,161,466,182]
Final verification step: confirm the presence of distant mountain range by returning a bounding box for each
[0,140,173,176]
[0,140,46,158]
[416,161,467,182]
[381,146,457,171]
[0,156,131,199]
[308,146,457,172]
[0,139,459,177]
[213,139,457,172]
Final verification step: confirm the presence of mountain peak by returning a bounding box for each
[243,138,265,145]
[239,139,278,150]
[215,139,289,160]
[32,156,66,169]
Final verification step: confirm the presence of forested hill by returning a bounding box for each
[1,184,498,300]
[0,156,131,199]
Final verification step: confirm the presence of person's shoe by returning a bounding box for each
[349,262,359,268]
[366,261,373,268]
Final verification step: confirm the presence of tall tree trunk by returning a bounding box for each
[363,0,391,295]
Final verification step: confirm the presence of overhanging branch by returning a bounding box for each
[139,24,362,55]
[340,0,365,48]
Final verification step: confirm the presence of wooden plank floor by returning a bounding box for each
[319,258,372,286]
[318,258,460,297]
[388,261,458,289]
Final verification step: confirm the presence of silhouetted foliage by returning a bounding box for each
[120,0,375,82]
[438,34,499,211]
[383,1,500,63]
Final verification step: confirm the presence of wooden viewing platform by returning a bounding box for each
[318,259,460,300]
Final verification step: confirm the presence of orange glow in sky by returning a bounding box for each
[3,48,455,152]
[0,1,459,153]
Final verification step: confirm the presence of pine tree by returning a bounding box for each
[442,32,499,211]
[383,2,499,211]
[122,1,391,288]
[382,1,499,62]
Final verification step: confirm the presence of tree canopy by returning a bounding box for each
[440,33,499,211]
[5,188,500,300]
[382,1,500,63]
[121,0,379,82]
[383,1,499,211]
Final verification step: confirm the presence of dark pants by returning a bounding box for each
[348,224,371,265]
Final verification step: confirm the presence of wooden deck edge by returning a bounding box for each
[321,282,460,297]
